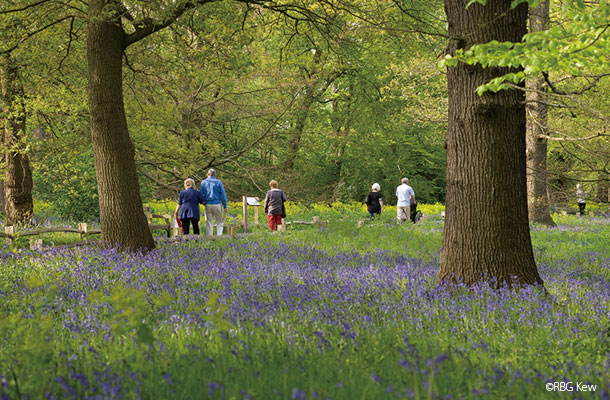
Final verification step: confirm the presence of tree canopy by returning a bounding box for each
[0,0,608,255]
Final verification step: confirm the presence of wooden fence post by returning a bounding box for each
[254,202,259,227]
[162,214,171,237]
[242,196,248,233]
[29,239,43,250]
[78,223,88,240]
[5,226,14,245]
[143,204,152,224]
[170,213,182,238]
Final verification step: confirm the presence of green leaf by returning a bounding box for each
[466,0,487,8]
[476,85,488,96]
[511,0,535,8]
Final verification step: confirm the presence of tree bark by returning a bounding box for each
[284,49,324,171]
[87,0,154,251]
[0,180,5,212]
[526,0,555,226]
[437,0,543,287]
[1,55,33,226]
[597,173,609,203]
[284,84,316,171]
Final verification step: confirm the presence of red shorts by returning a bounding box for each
[268,214,282,230]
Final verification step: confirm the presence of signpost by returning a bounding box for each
[242,196,261,232]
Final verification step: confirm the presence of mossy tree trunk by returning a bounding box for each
[1,55,33,226]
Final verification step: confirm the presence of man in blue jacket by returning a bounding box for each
[200,169,228,235]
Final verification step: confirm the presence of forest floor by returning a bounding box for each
[1,203,609,399]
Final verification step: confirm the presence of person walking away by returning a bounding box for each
[409,184,418,223]
[396,177,415,223]
[200,169,228,235]
[365,183,383,220]
[264,180,287,231]
[576,184,588,216]
[175,178,205,235]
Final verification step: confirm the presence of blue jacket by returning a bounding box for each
[200,177,227,208]
[178,188,205,220]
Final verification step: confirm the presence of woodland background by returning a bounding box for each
[1,0,607,224]
[1,2,610,397]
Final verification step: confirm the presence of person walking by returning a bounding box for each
[576,183,588,216]
[200,169,228,235]
[175,178,205,235]
[395,177,415,223]
[264,180,287,231]
[409,184,418,223]
[365,183,383,220]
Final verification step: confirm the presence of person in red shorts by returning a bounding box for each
[264,180,287,231]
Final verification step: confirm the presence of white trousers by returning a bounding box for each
[205,204,224,235]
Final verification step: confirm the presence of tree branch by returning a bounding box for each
[228,160,267,194]
[136,164,182,192]
[0,0,55,15]
[210,86,301,168]
[542,72,609,96]
[136,160,185,183]
[1,15,74,54]
[537,132,610,142]
[568,24,610,55]
[57,15,76,71]
[124,0,220,47]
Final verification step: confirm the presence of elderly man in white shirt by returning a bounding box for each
[395,177,415,223]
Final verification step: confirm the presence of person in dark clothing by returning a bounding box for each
[264,180,287,231]
[175,178,205,235]
[365,183,383,220]
[410,201,419,223]
[576,184,589,216]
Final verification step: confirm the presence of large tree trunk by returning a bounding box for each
[526,0,555,226]
[1,55,33,226]
[87,0,154,251]
[437,0,543,287]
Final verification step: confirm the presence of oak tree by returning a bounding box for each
[437,0,543,286]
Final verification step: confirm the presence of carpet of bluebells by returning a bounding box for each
[1,209,609,399]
